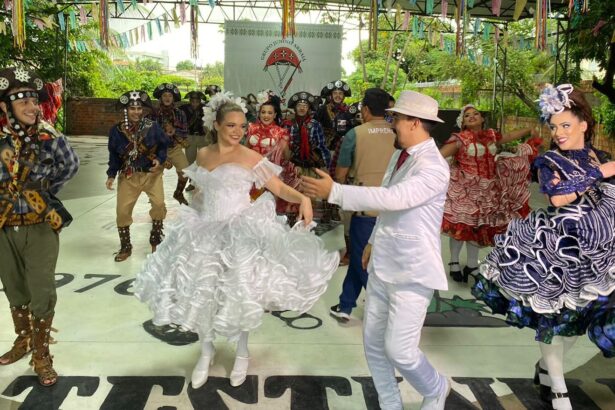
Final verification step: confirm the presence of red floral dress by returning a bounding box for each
[441,129,538,246]
[246,121,300,213]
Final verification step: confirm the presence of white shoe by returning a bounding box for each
[420,377,451,410]
[191,350,215,389]
[551,391,572,410]
[229,355,250,387]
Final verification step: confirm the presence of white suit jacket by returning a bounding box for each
[328,138,450,290]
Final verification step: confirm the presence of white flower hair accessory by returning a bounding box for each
[537,83,574,122]
[256,89,276,112]
[202,91,248,130]
[456,104,476,129]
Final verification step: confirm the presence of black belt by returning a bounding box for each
[23,180,50,190]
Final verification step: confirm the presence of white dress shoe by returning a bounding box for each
[191,351,215,389]
[420,377,451,410]
[229,356,250,387]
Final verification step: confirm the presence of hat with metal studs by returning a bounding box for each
[321,80,351,98]
[185,91,207,102]
[288,91,317,110]
[118,90,152,108]
[204,85,222,96]
[0,67,49,103]
[153,83,181,101]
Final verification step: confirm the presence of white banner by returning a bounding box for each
[224,21,342,104]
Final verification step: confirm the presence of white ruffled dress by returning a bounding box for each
[134,158,339,342]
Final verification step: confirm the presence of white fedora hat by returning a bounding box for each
[386,90,444,123]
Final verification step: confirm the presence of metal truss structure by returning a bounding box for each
[52,0,571,131]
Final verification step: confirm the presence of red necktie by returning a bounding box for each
[394,150,410,172]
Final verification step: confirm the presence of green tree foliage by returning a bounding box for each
[346,17,550,115]
[200,61,224,88]
[176,60,196,71]
[567,1,615,103]
[0,1,111,98]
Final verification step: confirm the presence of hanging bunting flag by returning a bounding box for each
[131,0,137,8]
[441,0,448,19]
[155,17,162,35]
[482,55,490,66]
[402,11,410,30]
[190,5,198,58]
[79,6,88,24]
[99,0,109,48]
[483,22,491,41]
[164,15,170,32]
[513,0,528,20]
[10,0,25,49]
[492,0,501,16]
[440,33,444,49]
[117,0,125,13]
[426,0,434,15]
[69,10,77,29]
[172,7,180,27]
[92,3,99,21]
[134,27,139,43]
[180,1,187,24]
[473,18,481,35]
[418,20,425,39]
[468,0,475,7]
[468,50,475,62]
[412,15,418,37]
[282,0,296,38]
[494,25,500,42]
[141,25,146,41]
[147,21,153,40]
[57,12,66,31]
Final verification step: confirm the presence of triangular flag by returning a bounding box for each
[57,12,65,31]
[513,0,528,20]
[69,10,77,29]
[79,6,87,24]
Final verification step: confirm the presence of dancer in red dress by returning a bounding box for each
[245,92,299,214]
[440,105,540,282]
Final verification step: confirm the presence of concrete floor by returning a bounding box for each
[0,136,613,410]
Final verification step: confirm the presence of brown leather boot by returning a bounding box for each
[30,315,57,386]
[173,177,189,205]
[114,226,132,262]
[0,305,32,365]
[150,219,164,252]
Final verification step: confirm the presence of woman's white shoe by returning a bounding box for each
[229,356,250,387]
[191,351,215,389]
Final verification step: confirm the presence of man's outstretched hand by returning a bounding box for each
[301,168,334,200]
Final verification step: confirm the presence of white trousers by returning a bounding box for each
[363,274,446,410]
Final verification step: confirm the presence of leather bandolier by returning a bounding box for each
[0,132,72,231]
[120,120,169,177]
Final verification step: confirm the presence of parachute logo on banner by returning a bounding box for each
[263,46,303,99]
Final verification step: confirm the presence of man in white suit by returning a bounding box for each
[302,90,451,410]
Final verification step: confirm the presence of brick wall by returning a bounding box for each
[66,98,147,136]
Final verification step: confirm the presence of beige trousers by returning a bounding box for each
[116,171,166,227]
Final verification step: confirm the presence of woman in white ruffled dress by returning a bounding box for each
[134,101,339,389]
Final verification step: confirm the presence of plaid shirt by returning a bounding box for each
[0,123,80,214]
[285,118,331,168]
[147,106,188,148]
